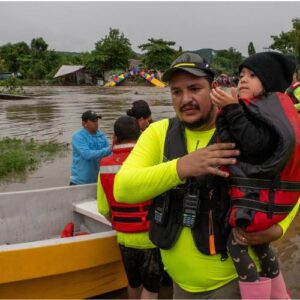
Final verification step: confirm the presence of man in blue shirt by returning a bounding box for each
[70,110,111,185]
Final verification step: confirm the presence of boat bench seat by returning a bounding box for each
[73,199,112,226]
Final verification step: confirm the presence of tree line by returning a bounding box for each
[0,18,299,81]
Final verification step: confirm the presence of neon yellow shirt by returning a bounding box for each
[114,118,300,292]
[97,170,155,249]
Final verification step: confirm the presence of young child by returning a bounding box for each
[210,52,300,300]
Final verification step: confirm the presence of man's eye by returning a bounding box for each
[172,90,180,95]
[192,87,200,91]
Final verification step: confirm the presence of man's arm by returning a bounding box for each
[97,175,110,217]
[114,120,239,203]
[233,199,300,245]
[114,120,181,203]
[72,134,111,161]
[176,142,239,180]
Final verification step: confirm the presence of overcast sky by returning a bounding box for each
[0,1,299,56]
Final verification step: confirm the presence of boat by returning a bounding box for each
[0,93,31,100]
[0,184,127,299]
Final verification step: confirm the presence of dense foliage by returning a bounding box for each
[84,28,132,78]
[270,18,300,66]
[212,47,243,75]
[138,38,178,70]
[0,20,298,82]
[0,37,82,80]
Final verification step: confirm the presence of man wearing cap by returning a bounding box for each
[70,110,111,185]
[113,52,298,298]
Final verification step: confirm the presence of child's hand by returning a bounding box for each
[210,87,238,108]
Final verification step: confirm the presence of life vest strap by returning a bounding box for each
[111,205,150,213]
[113,216,144,223]
[231,177,300,191]
[233,198,294,214]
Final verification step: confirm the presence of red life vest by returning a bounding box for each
[224,92,300,232]
[99,143,151,233]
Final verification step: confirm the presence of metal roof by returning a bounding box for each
[53,65,85,78]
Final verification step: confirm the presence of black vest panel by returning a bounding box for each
[148,118,230,256]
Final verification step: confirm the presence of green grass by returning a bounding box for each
[0,137,68,179]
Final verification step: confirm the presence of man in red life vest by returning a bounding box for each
[97,116,163,299]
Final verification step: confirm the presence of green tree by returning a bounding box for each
[248,42,256,56]
[27,61,48,79]
[269,18,300,65]
[83,52,105,78]
[138,38,178,70]
[88,28,132,76]
[0,38,85,80]
[0,42,31,73]
[31,37,48,58]
[0,58,6,72]
[212,47,243,75]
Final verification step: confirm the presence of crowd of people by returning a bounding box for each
[69,51,300,299]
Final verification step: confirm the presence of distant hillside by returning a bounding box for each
[191,48,217,63]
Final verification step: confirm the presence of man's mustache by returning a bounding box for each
[180,103,200,112]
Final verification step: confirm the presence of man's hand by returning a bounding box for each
[232,225,283,246]
[210,87,238,108]
[177,142,239,179]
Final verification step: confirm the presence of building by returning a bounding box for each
[53,65,92,85]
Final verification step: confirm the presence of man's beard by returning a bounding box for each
[179,103,214,129]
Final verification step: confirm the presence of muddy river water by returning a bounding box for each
[0,86,299,297]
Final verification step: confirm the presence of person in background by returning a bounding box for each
[285,56,300,113]
[70,110,111,185]
[114,52,299,299]
[211,51,300,299]
[98,116,163,299]
[127,98,173,288]
[127,100,152,131]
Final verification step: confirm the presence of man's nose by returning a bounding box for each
[182,90,192,103]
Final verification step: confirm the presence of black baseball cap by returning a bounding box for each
[162,52,215,82]
[81,110,102,121]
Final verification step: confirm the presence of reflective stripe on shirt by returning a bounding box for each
[100,165,121,174]
[113,143,136,150]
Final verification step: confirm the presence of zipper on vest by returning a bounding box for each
[208,189,216,255]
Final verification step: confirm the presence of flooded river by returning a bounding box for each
[0,86,299,297]
[0,86,174,191]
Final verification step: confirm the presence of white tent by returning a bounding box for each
[53,65,84,78]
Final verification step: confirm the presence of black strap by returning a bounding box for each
[113,216,144,223]
[230,177,300,191]
[232,198,294,214]
[111,205,150,213]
